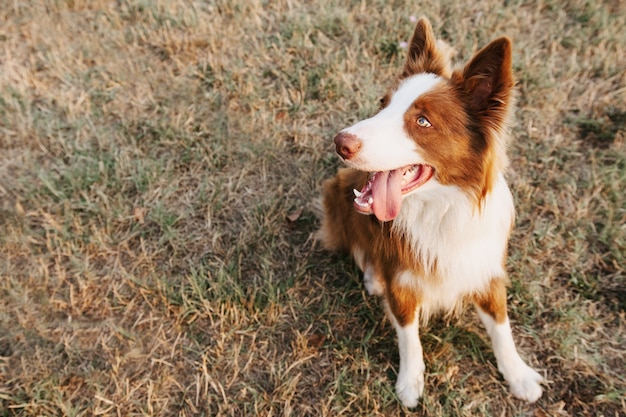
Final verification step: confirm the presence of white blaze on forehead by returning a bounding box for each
[341,73,441,172]
[388,73,441,115]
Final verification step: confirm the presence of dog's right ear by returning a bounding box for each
[402,18,448,77]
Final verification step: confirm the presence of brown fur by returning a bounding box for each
[402,18,452,79]
[320,169,438,326]
[402,20,514,206]
[473,278,509,324]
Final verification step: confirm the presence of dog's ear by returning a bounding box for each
[402,18,448,77]
[459,37,514,114]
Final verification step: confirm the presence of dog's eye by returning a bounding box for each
[416,116,431,128]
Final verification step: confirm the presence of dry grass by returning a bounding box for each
[0,0,624,416]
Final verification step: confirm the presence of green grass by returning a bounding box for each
[1,0,625,416]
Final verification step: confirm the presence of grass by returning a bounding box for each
[0,0,624,415]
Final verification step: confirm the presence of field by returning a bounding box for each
[0,0,624,416]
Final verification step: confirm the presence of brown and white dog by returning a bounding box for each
[318,18,543,407]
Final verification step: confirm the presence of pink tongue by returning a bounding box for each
[371,169,403,222]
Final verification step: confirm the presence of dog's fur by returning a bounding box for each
[318,18,543,407]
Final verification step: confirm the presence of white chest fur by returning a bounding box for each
[392,175,515,319]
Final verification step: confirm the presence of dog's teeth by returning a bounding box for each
[368,197,374,204]
[353,189,363,198]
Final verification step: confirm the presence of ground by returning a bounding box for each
[0,0,624,416]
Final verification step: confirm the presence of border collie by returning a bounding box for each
[318,17,543,407]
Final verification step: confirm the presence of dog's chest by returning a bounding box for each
[391,181,514,312]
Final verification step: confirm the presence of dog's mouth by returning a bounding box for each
[353,164,434,222]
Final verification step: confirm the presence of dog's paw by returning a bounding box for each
[363,266,384,296]
[507,365,543,403]
[396,373,424,408]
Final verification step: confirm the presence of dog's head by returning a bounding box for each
[334,18,515,222]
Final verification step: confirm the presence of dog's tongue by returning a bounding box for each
[371,169,403,222]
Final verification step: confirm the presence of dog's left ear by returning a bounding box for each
[459,37,514,113]
[402,18,448,77]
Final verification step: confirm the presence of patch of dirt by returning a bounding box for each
[576,109,626,149]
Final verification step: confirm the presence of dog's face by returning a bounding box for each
[334,18,514,221]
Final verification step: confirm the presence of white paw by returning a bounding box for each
[363,266,383,296]
[507,365,544,403]
[396,373,424,408]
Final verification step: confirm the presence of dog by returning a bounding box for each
[318,17,543,407]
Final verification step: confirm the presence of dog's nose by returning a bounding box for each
[334,132,361,160]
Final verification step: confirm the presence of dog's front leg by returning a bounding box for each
[474,278,544,403]
[385,274,424,408]
[390,314,424,408]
